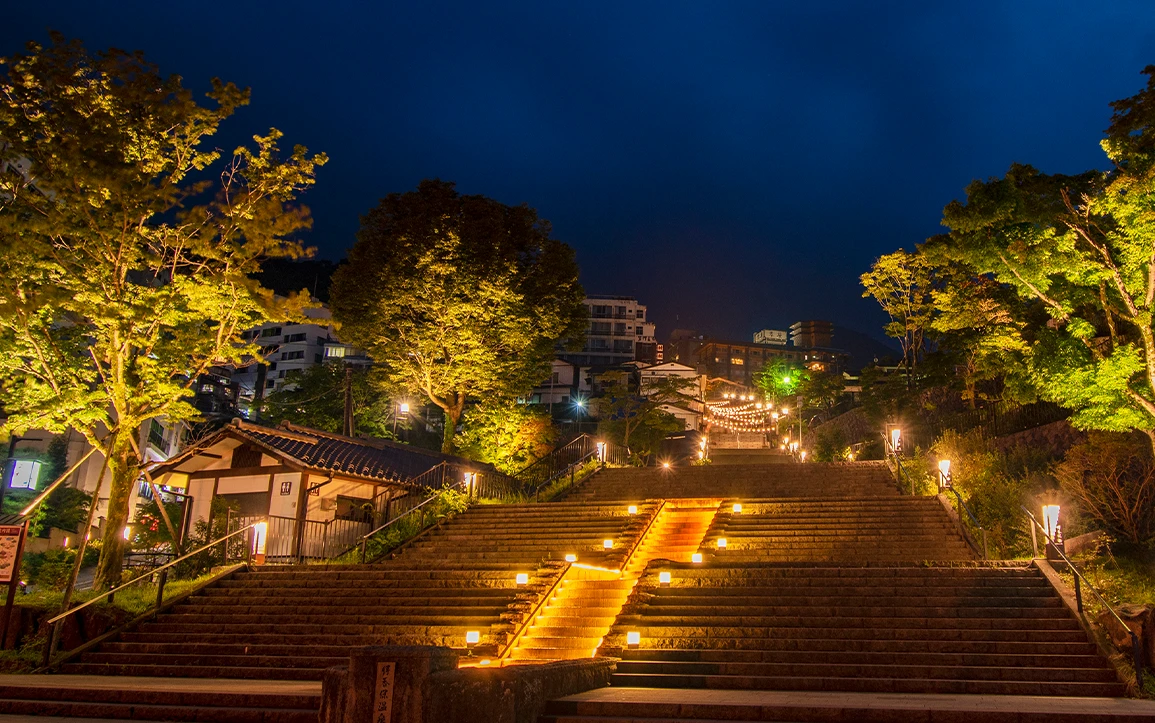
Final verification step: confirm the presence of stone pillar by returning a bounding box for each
[325,646,458,723]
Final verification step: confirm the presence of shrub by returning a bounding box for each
[1055,432,1155,549]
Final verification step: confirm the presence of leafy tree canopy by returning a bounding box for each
[262,363,395,439]
[861,249,937,382]
[457,402,557,475]
[330,180,586,453]
[926,66,1155,451]
[0,35,326,588]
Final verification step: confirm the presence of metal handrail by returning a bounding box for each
[46,523,257,625]
[356,484,466,563]
[498,560,573,660]
[1021,506,1144,688]
[620,500,665,573]
[946,486,988,560]
[533,448,599,499]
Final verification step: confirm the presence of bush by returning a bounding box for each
[812,427,850,462]
[1055,432,1155,549]
[20,546,99,590]
[929,429,1059,557]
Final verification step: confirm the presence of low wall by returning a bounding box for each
[320,646,616,723]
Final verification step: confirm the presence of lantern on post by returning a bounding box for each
[887,426,903,455]
[938,459,952,490]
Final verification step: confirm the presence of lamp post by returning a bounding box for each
[938,459,952,490]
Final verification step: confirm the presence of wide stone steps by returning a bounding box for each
[61,663,326,681]
[614,659,1119,683]
[621,646,1105,663]
[0,681,320,723]
[606,671,1124,697]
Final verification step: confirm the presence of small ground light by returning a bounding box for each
[691,552,703,563]
[659,571,671,585]
[717,538,727,549]
[732,503,742,513]
[122,527,131,540]
[627,631,641,647]
[662,461,670,469]
[466,631,480,646]
[479,659,491,666]
[516,573,529,585]
[603,539,613,549]
[565,554,577,562]
[627,505,637,515]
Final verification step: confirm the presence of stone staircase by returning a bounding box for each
[569,461,897,502]
[702,496,976,562]
[600,563,1123,697]
[3,501,659,721]
[506,501,718,663]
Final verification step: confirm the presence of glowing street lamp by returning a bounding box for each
[1042,505,1061,543]
[252,521,267,564]
[938,459,952,490]
[888,426,903,454]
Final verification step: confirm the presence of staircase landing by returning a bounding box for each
[542,686,1155,722]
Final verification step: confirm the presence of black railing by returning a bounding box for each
[42,523,258,667]
[946,485,988,560]
[1022,507,1144,689]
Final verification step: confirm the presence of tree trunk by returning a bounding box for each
[441,404,463,455]
[93,432,138,591]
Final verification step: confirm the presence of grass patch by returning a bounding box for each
[17,570,221,617]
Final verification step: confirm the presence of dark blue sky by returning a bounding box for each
[6,3,1155,343]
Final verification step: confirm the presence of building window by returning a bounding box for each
[200,383,215,393]
[280,350,305,361]
[278,370,287,378]
[314,353,323,364]
[265,379,276,389]
[636,310,644,319]
[260,327,281,338]
[284,332,307,343]
[325,346,347,358]
[732,357,745,365]
[8,460,41,490]
[614,323,626,335]
[231,444,263,469]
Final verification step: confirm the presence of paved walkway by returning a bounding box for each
[558,686,1155,717]
[0,675,320,696]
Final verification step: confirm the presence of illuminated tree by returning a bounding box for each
[330,180,586,453]
[752,359,802,404]
[457,403,557,475]
[929,66,1155,452]
[860,249,937,385]
[595,371,693,462]
[0,36,326,589]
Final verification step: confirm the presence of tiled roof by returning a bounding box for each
[168,420,486,487]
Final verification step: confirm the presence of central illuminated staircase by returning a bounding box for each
[506,501,718,662]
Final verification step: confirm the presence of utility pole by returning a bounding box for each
[342,366,354,437]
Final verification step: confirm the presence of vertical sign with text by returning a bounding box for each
[372,661,395,723]
[0,526,24,584]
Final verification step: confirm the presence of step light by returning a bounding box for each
[627,631,641,647]
[717,538,727,549]
[479,659,491,666]
[659,571,671,586]
[603,539,614,549]
[465,631,480,646]
[691,553,703,563]
[627,505,637,515]
[516,573,529,585]
[732,503,742,513]
[565,554,577,562]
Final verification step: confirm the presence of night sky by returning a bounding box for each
[6,3,1155,345]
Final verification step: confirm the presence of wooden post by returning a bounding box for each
[293,472,309,563]
[0,520,29,648]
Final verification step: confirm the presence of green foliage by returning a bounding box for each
[20,546,99,590]
[861,249,937,376]
[340,486,470,563]
[595,371,692,465]
[1055,432,1155,548]
[925,67,1155,452]
[812,427,850,462]
[753,359,801,404]
[131,497,186,550]
[930,430,1055,557]
[457,403,557,475]
[0,36,326,589]
[330,180,586,454]
[38,486,91,537]
[262,363,395,439]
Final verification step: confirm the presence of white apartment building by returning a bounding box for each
[232,306,339,410]
[559,295,658,367]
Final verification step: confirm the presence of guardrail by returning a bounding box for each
[946,486,988,560]
[1022,506,1144,688]
[41,523,258,667]
[354,486,458,563]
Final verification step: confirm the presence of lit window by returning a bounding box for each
[325,346,346,358]
[9,460,41,490]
